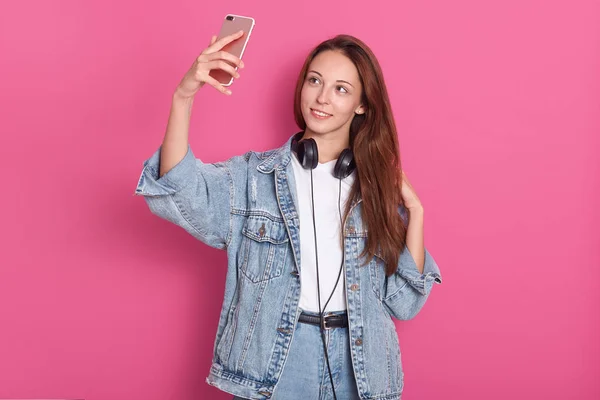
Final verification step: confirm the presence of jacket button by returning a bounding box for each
[258,223,266,237]
[355,338,363,346]
[347,226,356,235]
[350,284,359,291]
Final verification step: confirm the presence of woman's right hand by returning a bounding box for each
[175,30,245,99]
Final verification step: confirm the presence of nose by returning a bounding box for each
[316,87,330,105]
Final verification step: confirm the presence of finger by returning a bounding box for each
[209,35,217,45]
[205,50,244,69]
[205,30,244,54]
[205,60,240,79]
[203,75,232,95]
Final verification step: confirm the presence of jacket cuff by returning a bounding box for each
[135,145,196,196]
[396,248,442,296]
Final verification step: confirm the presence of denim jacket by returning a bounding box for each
[135,134,442,400]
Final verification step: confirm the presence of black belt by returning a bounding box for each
[298,311,348,330]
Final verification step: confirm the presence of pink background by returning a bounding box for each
[1,0,599,399]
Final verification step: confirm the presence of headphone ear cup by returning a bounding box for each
[296,138,319,170]
[333,149,356,179]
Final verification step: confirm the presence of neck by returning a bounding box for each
[302,129,350,163]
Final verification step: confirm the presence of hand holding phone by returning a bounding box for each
[176,15,255,98]
[209,14,255,87]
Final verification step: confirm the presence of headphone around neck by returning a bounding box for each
[291,132,356,179]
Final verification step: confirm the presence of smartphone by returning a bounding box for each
[209,14,255,87]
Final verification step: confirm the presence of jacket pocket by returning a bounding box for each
[239,215,289,283]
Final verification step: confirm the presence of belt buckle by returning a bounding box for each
[321,312,335,330]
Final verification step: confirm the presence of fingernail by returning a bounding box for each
[240,61,245,68]
[226,90,232,95]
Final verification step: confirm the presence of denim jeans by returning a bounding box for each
[233,310,360,400]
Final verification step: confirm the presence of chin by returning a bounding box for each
[305,121,349,137]
[303,117,336,135]
[304,122,328,135]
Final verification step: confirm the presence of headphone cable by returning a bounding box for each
[311,170,350,400]
[310,168,338,400]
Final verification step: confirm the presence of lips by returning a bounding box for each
[310,108,333,119]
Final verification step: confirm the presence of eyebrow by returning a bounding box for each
[308,70,355,88]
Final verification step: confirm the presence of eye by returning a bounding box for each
[308,76,320,84]
[337,86,349,94]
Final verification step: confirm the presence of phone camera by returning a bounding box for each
[226,15,234,21]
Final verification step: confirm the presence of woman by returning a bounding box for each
[135,31,442,400]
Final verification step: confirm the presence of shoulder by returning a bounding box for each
[218,134,295,174]
[229,147,280,165]
[218,144,287,175]
[235,137,293,169]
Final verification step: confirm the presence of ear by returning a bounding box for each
[355,104,366,115]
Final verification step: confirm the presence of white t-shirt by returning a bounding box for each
[290,153,356,313]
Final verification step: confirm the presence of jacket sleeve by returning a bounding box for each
[382,205,442,320]
[134,144,240,250]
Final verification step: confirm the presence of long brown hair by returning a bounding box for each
[293,34,407,277]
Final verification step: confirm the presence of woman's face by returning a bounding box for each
[300,50,365,138]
